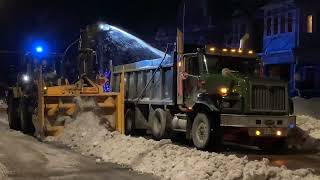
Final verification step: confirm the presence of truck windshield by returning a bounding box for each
[202,55,261,77]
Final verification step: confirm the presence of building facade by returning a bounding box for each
[260,0,320,97]
[224,10,263,51]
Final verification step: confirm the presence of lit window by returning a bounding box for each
[288,12,293,32]
[274,16,279,34]
[307,14,313,33]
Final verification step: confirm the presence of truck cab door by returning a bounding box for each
[183,55,200,107]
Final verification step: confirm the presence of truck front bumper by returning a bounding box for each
[220,114,296,137]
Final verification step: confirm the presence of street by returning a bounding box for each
[1,110,320,179]
[223,143,320,173]
[0,112,157,180]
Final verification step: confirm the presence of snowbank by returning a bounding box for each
[297,115,320,139]
[293,97,320,119]
[0,162,8,179]
[48,111,320,180]
[287,116,320,151]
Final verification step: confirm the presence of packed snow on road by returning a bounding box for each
[46,111,320,180]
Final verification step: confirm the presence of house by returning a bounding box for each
[260,0,320,97]
[174,0,234,48]
[224,10,263,51]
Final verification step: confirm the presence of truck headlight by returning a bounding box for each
[276,130,282,136]
[255,130,261,136]
[22,74,30,83]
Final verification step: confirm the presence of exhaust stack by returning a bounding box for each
[239,33,250,50]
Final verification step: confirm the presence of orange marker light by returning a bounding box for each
[248,50,254,54]
[222,48,228,52]
[231,49,236,53]
[219,87,229,97]
[209,47,216,52]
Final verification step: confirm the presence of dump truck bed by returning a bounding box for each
[112,56,175,105]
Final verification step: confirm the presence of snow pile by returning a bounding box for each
[0,162,8,179]
[297,116,320,139]
[48,112,320,180]
[287,116,320,151]
[293,97,320,119]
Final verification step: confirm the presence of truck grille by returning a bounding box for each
[251,84,287,112]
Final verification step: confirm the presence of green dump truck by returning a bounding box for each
[112,45,296,150]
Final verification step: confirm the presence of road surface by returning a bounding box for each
[0,112,158,180]
[1,110,320,179]
[223,143,320,174]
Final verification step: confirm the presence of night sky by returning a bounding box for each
[0,0,267,86]
[0,0,181,52]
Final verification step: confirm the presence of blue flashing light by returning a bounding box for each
[36,46,43,53]
[289,123,295,129]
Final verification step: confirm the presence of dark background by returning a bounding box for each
[0,0,182,52]
[0,0,268,86]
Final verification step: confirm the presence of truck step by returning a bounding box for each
[172,129,186,133]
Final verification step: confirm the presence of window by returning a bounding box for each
[274,16,279,34]
[280,14,286,33]
[241,24,246,37]
[288,12,293,32]
[232,24,236,39]
[266,17,272,36]
[307,14,313,33]
[185,56,200,75]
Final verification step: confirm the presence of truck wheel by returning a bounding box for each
[19,98,35,134]
[7,96,21,130]
[192,113,211,150]
[150,108,167,140]
[125,108,135,135]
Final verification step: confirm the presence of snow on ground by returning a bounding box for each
[293,97,320,119]
[0,162,8,179]
[296,116,320,139]
[47,111,320,180]
[287,116,320,151]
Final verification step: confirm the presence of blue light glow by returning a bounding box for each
[289,124,295,129]
[36,46,43,53]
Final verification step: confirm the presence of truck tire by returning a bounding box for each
[7,96,21,130]
[192,113,211,150]
[125,108,135,135]
[19,98,35,134]
[150,108,167,140]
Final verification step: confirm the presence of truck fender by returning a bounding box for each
[194,93,220,112]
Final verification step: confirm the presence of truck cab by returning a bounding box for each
[180,46,296,150]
